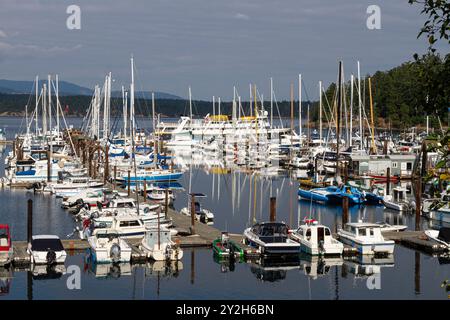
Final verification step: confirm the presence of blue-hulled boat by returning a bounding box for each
[298,186,340,203]
[298,185,366,205]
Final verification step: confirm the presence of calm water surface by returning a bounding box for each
[0,117,448,300]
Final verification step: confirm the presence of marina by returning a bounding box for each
[0,1,449,303]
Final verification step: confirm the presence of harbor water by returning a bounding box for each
[0,117,448,300]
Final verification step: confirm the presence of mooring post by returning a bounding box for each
[420,141,427,193]
[344,163,348,184]
[143,178,147,202]
[190,193,196,235]
[415,178,421,231]
[27,199,33,251]
[383,139,388,155]
[270,197,276,222]
[342,197,349,226]
[113,166,117,189]
[386,167,391,195]
[127,170,131,196]
[47,148,51,182]
[104,145,109,184]
[165,189,169,219]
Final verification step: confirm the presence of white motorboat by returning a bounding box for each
[140,226,183,261]
[180,193,214,223]
[88,230,132,263]
[47,175,104,197]
[243,221,301,255]
[27,235,67,265]
[337,222,395,255]
[383,187,411,211]
[424,227,450,249]
[375,222,408,233]
[290,219,343,256]
[80,215,147,239]
[146,186,175,203]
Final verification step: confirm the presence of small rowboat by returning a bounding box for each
[212,232,244,259]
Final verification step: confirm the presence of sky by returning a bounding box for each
[0,0,447,100]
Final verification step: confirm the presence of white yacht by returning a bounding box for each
[383,187,411,211]
[290,219,343,256]
[140,226,183,261]
[27,235,67,265]
[88,230,132,263]
[338,222,395,255]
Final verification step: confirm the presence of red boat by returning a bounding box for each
[369,175,400,183]
[0,225,13,267]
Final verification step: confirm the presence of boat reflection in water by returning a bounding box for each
[343,254,395,278]
[31,264,66,280]
[0,267,12,296]
[85,261,132,279]
[212,253,244,273]
[299,255,343,280]
[143,260,183,278]
[249,256,301,282]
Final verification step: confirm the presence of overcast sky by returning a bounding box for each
[0,0,447,100]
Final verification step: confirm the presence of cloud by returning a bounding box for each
[234,13,250,20]
[0,30,6,38]
[0,41,82,59]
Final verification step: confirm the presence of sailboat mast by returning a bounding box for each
[56,74,60,138]
[368,77,376,154]
[188,86,193,120]
[298,74,302,137]
[357,61,363,151]
[350,74,354,147]
[270,77,273,128]
[212,96,215,117]
[48,75,52,134]
[130,56,135,137]
[319,81,323,144]
[35,75,39,135]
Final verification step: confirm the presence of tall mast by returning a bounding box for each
[270,77,273,128]
[42,83,47,135]
[369,77,376,154]
[56,74,60,138]
[357,61,363,151]
[218,97,221,116]
[103,75,108,140]
[122,86,126,140]
[350,74,354,147]
[249,83,253,117]
[130,56,135,137]
[48,75,52,134]
[232,86,237,123]
[336,61,343,160]
[290,83,294,132]
[152,92,157,169]
[188,86,192,119]
[298,74,302,137]
[212,96,215,117]
[35,75,39,135]
[319,81,323,144]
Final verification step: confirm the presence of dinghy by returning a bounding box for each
[88,230,132,263]
[212,232,244,259]
[424,227,450,249]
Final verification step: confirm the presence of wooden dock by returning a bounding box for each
[383,230,449,253]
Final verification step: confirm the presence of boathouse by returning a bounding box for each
[349,154,417,177]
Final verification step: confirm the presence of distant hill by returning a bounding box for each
[0,79,182,100]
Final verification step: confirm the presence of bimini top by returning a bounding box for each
[31,236,64,252]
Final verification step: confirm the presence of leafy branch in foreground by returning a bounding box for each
[409,0,450,52]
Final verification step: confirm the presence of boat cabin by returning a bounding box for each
[343,223,383,239]
[251,222,289,243]
[392,187,408,202]
[0,225,11,251]
[349,154,416,178]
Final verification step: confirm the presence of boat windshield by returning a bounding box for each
[31,238,64,252]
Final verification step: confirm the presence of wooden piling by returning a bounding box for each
[342,197,349,226]
[386,167,391,195]
[165,189,169,219]
[47,148,51,182]
[415,178,421,231]
[127,170,131,196]
[190,194,196,235]
[270,197,276,222]
[143,178,147,202]
[27,199,32,249]
[383,140,388,155]
[113,166,117,189]
[104,145,109,184]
